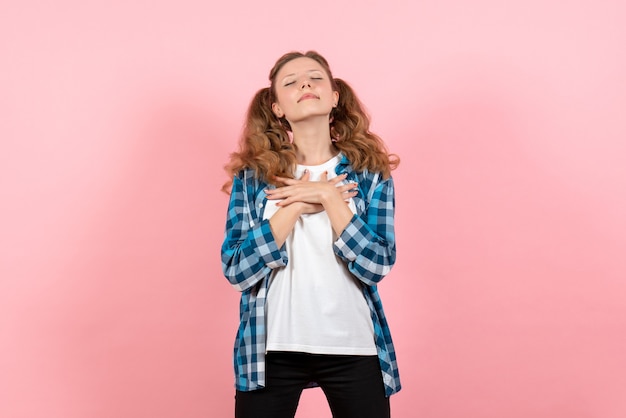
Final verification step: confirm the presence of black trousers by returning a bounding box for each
[235,351,390,418]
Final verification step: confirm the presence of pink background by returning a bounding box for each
[1,1,625,417]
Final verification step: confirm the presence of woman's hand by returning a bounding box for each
[267,170,358,239]
[266,170,358,210]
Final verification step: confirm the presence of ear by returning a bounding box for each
[272,102,283,118]
[333,90,339,107]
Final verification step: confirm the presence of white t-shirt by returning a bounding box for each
[264,154,377,355]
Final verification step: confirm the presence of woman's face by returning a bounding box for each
[272,57,338,125]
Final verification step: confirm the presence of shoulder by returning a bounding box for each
[233,168,269,201]
[338,153,392,186]
[234,167,256,181]
[234,168,268,186]
[353,168,393,192]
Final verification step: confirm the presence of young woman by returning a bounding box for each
[221,51,401,418]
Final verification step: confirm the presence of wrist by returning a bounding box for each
[320,189,342,208]
[291,201,306,216]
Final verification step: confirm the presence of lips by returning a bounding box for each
[298,93,319,102]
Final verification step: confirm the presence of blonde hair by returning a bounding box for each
[222,51,399,193]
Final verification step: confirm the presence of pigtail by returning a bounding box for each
[222,87,297,194]
[331,78,399,179]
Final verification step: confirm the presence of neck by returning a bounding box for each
[291,118,337,165]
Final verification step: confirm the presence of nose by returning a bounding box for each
[300,79,311,89]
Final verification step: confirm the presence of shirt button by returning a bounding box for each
[258,203,264,208]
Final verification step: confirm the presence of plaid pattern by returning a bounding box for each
[221,154,401,396]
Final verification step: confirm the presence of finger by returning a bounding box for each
[300,170,310,181]
[265,187,295,199]
[328,173,348,185]
[319,170,328,182]
[337,182,358,193]
[342,190,358,201]
[264,186,284,197]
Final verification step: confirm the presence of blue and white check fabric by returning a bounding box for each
[221,154,401,396]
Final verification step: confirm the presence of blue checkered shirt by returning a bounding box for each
[221,154,401,396]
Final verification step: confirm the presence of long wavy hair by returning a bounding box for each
[222,51,399,194]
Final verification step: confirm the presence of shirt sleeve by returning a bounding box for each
[333,175,396,286]
[221,174,288,291]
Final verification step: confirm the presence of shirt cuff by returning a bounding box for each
[252,219,288,268]
[333,215,374,261]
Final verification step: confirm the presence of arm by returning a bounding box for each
[267,202,305,248]
[221,173,288,292]
[333,176,396,286]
